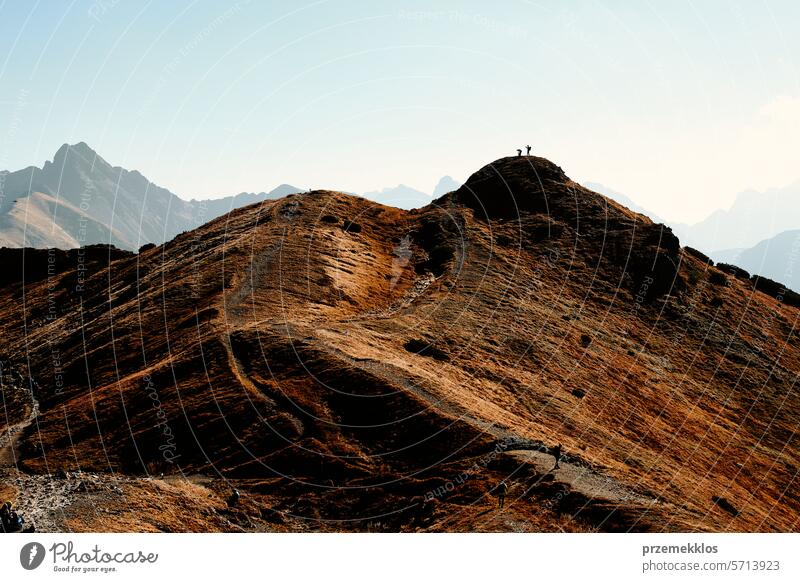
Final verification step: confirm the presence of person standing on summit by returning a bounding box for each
[526,145,531,155]
[516,148,522,156]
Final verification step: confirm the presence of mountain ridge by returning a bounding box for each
[586,180,800,253]
[1,155,797,532]
[711,229,800,292]
[0,143,462,249]
[0,143,304,250]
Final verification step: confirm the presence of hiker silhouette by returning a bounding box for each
[552,444,562,470]
[0,501,30,533]
[496,481,508,509]
[526,145,531,155]
[516,149,522,157]
[0,502,10,531]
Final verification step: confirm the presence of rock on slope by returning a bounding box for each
[0,156,798,533]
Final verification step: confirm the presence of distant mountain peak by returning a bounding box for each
[432,175,461,197]
[371,183,417,193]
[361,183,430,210]
[53,141,97,161]
[582,181,665,224]
[48,142,109,176]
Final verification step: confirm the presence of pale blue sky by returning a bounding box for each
[1,0,799,222]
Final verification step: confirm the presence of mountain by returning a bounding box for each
[186,184,305,222]
[711,230,800,292]
[0,143,303,250]
[672,181,800,252]
[361,183,431,209]
[0,156,797,533]
[582,182,665,223]
[432,175,461,197]
[0,142,188,250]
[583,181,800,257]
[360,176,461,209]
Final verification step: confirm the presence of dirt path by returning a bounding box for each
[359,272,437,319]
[319,335,659,515]
[0,392,73,531]
[0,393,38,467]
[0,393,117,532]
[508,449,657,506]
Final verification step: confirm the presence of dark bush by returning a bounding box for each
[404,338,450,361]
[580,334,592,347]
[717,262,750,280]
[751,274,784,297]
[709,271,728,286]
[414,215,454,248]
[413,213,461,276]
[495,234,513,247]
[320,214,338,224]
[571,388,586,399]
[684,246,713,265]
[751,275,800,307]
[630,249,682,302]
[712,495,740,517]
[428,243,454,266]
[316,274,334,287]
[0,245,132,288]
[342,220,362,233]
[526,220,559,242]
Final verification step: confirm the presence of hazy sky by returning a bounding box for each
[1,0,799,223]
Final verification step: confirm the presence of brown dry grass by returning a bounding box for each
[1,157,797,532]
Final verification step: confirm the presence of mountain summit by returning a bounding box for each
[0,143,188,249]
[432,175,461,197]
[0,156,797,532]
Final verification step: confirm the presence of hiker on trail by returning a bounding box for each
[1,501,24,533]
[0,502,10,529]
[526,145,531,155]
[496,481,508,509]
[516,148,522,157]
[552,444,563,471]
[227,489,240,508]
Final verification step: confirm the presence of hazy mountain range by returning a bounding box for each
[582,182,667,224]
[586,181,800,291]
[360,184,431,209]
[586,180,800,252]
[711,230,800,292]
[0,142,303,251]
[671,181,800,252]
[7,142,794,277]
[0,143,460,250]
[360,175,461,209]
